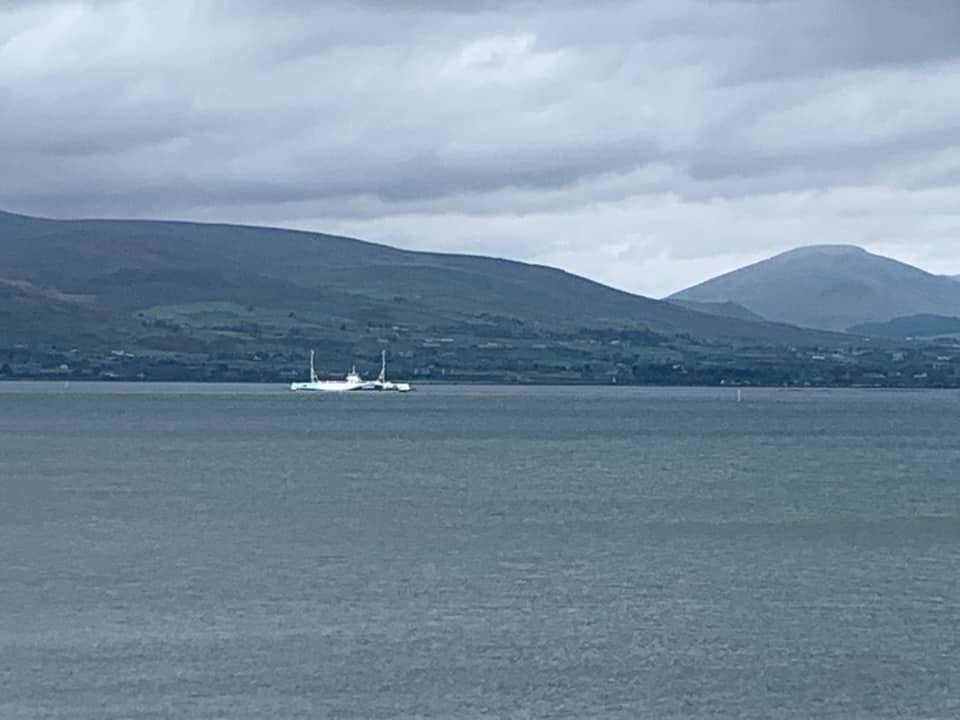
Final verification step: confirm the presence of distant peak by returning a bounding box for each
[778,244,868,258]
[0,208,44,221]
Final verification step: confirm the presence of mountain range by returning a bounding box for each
[1,209,854,384]
[0,209,836,344]
[4,209,960,385]
[671,245,960,332]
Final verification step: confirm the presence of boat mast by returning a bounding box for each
[309,350,318,383]
[378,350,387,383]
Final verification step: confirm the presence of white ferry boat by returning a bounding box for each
[290,350,411,393]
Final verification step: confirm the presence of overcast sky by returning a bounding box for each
[2,0,960,296]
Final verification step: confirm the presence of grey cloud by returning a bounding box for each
[2,0,960,293]
[725,0,960,82]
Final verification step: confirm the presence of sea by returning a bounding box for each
[2,383,959,719]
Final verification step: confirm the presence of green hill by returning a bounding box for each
[0,210,879,385]
[849,314,960,340]
[0,209,832,340]
[666,299,766,322]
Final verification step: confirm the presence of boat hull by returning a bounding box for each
[289,380,411,392]
[289,381,373,392]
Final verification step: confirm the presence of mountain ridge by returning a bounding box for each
[670,244,960,331]
[849,314,960,340]
[666,298,766,322]
[0,209,840,345]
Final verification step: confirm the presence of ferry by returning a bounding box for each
[372,350,412,393]
[290,350,411,393]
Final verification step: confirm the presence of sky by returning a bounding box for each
[2,0,960,297]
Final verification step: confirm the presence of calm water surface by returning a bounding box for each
[2,383,959,719]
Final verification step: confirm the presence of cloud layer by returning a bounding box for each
[2,0,959,295]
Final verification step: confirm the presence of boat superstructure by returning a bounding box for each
[289,350,411,393]
[289,350,374,392]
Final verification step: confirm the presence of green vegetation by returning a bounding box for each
[2,210,960,386]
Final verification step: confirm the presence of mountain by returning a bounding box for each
[670,245,960,331]
[0,209,838,345]
[849,314,960,340]
[0,209,866,383]
[666,299,765,322]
